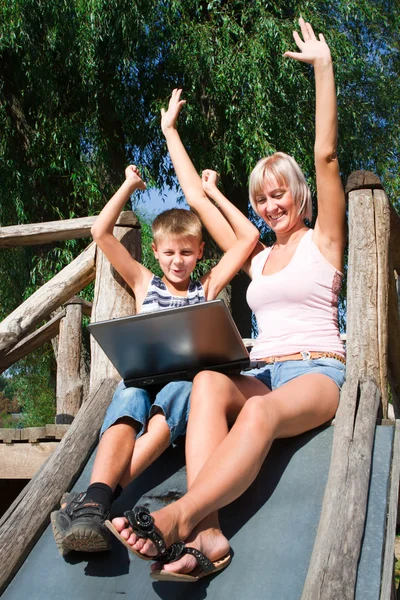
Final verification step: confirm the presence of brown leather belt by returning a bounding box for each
[257,351,346,365]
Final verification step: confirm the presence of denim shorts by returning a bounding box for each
[100,380,192,443]
[242,357,346,391]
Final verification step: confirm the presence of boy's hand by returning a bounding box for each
[161,88,186,135]
[125,165,146,190]
[202,169,220,196]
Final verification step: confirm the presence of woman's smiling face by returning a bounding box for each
[255,174,301,234]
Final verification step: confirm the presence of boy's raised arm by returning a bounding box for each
[199,170,259,299]
[161,89,238,253]
[91,166,152,297]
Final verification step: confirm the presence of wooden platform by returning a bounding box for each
[0,425,70,479]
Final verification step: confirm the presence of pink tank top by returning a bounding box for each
[246,229,345,360]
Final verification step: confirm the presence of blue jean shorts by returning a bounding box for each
[242,357,346,391]
[100,380,192,443]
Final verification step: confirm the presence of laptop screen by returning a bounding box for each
[87,299,250,386]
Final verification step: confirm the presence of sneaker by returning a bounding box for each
[51,491,111,556]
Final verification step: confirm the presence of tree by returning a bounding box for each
[0,0,398,336]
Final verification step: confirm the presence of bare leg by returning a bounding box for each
[119,412,171,487]
[115,372,339,563]
[89,418,138,488]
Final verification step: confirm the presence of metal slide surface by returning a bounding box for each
[3,425,394,600]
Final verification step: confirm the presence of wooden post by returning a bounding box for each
[0,242,96,355]
[301,172,389,599]
[55,300,83,424]
[89,212,141,391]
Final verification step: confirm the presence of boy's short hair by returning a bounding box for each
[249,152,312,222]
[152,208,203,245]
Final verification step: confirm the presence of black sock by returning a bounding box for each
[85,483,113,510]
[113,484,123,501]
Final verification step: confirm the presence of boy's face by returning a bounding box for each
[152,235,204,286]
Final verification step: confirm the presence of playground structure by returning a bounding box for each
[0,171,399,598]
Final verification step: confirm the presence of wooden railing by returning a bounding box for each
[0,210,141,591]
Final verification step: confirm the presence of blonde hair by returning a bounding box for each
[152,208,203,245]
[249,152,312,222]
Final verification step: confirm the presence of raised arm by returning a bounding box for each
[161,89,238,253]
[91,166,152,298]
[199,171,259,298]
[284,19,346,264]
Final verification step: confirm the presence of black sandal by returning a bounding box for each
[105,505,181,563]
[151,541,232,582]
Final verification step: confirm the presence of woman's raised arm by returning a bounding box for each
[284,19,346,264]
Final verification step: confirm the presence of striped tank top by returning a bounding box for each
[140,275,206,314]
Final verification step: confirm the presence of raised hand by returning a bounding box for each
[125,165,146,190]
[202,169,220,196]
[161,88,186,135]
[284,17,331,66]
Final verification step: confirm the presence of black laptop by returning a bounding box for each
[87,299,252,387]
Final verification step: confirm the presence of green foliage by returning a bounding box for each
[0,0,399,331]
[4,344,56,427]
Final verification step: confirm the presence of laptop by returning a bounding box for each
[87,299,253,387]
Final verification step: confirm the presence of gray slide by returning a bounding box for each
[3,425,394,599]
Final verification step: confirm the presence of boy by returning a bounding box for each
[51,91,259,555]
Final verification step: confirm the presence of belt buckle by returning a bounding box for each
[300,351,311,361]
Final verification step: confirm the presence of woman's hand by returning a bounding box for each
[125,165,146,190]
[202,169,220,196]
[284,17,331,66]
[161,88,186,135]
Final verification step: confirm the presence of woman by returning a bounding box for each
[108,18,346,581]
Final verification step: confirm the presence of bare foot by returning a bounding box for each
[152,522,230,575]
[111,500,195,557]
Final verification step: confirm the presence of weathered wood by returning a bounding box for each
[389,203,400,274]
[0,242,96,356]
[89,225,141,391]
[0,310,65,374]
[345,170,384,194]
[0,442,59,479]
[380,421,400,600]
[56,303,83,424]
[387,268,400,416]
[374,188,391,418]
[19,427,46,442]
[0,377,117,594]
[0,211,139,247]
[302,184,383,600]
[0,425,69,443]
[67,295,92,317]
[0,429,21,443]
[44,424,70,439]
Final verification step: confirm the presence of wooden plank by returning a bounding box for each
[0,211,139,247]
[380,420,400,600]
[56,303,83,424]
[0,310,65,374]
[89,226,141,391]
[387,264,400,416]
[0,442,59,479]
[374,188,391,418]
[19,427,46,442]
[0,377,117,593]
[67,296,92,317]
[45,424,70,439]
[0,429,21,443]
[0,242,96,356]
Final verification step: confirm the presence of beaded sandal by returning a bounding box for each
[105,505,181,563]
[151,542,232,582]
